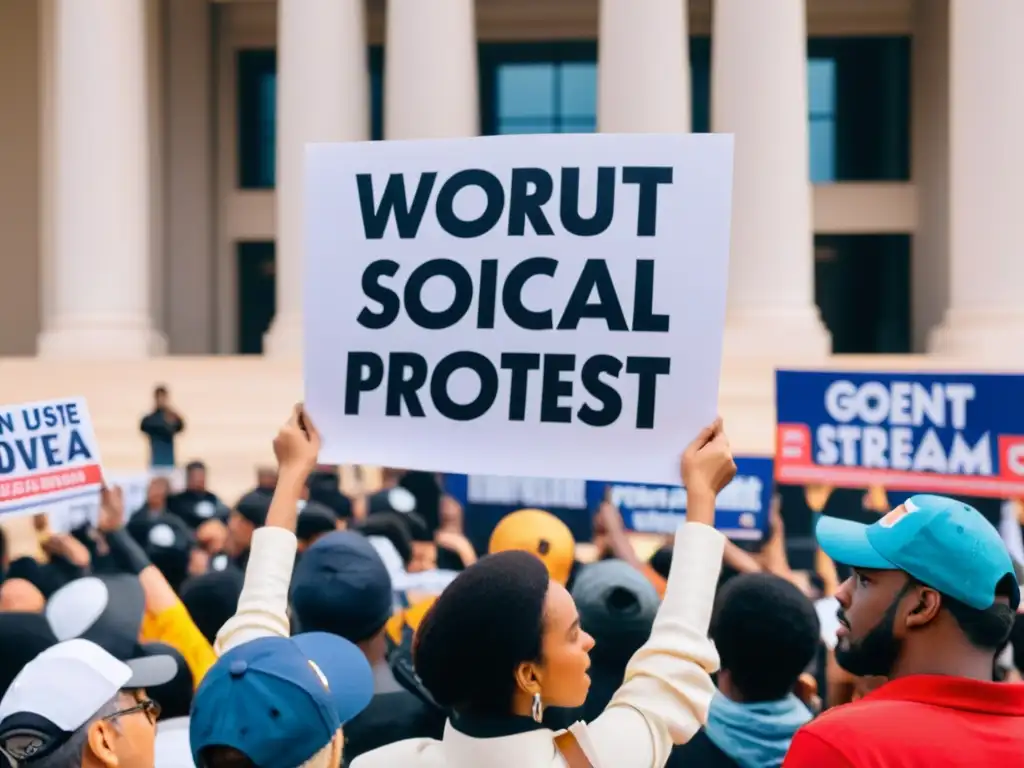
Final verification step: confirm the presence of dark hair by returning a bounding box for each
[296,503,339,544]
[404,511,432,543]
[198,746,255,768]
[147,544,191,595]
[647,545,672,581]
[0,613,57,697]
[358,512,414,566]
[942,573,1017,651]
[154,385,168,397]
[649,544,738,589]
[179,569,244,644]
[142,514,195,593]
[414,550,549,715]
[138,642,193,719]
[711,573,821,702]
[186,461,206,474]
[399,472,442,533]
[1010,612,1024,674]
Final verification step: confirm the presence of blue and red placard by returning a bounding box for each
[444,455,774,549]
[582,456,774,541]
[775,370,1024,498]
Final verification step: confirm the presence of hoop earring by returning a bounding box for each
[531,692,544,723]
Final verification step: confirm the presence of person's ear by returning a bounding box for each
[904,587,942,629]
[86,720,119,767]
[794,673,822,715]
[514,661,543,696]
[330,728,344,768]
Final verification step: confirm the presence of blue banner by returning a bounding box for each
[775,370,1024,498]
[443,474,592,553]
[583,457,774,541]
[445,455,774,548]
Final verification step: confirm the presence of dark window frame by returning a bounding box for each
[237,46,384,190]
[814,234,912,354]
[807,57,838,183]
[237,50,277,190]
[238,36,910,187]
[479,42,599,136]
[806,37,911,182]
[696,36,909,181]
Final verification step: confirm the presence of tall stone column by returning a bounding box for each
[264,0,369,357]
[712,0,831,361]
[929,1,1024,361]
[38,0,164,358]
[597,0,690,133]
[385,0,478,139]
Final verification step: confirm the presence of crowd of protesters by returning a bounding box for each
[0,400,1021,767]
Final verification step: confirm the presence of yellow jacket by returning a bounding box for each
[140,600,217,689]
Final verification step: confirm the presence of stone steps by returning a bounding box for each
[0,354,994,504]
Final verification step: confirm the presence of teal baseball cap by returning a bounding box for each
[816,494,1020,611]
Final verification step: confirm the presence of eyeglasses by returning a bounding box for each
[105,699,161,726]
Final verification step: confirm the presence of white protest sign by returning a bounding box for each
[45,471,157,533]
[305,133,733,484]
[0,397,103,518]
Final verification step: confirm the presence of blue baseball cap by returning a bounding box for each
[816,494,1020,611]
[189,633,373,766]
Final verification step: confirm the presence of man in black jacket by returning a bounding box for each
[139,385,185,468]
[669,573,821,768]
[168,461,229,529]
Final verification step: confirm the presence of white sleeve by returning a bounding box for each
[573,523,724,768]
[214,526,298,655]
[999,502,1024,567]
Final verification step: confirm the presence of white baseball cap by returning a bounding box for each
[0,638,175,764]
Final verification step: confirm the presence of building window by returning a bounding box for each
[236,241,276,354]
[691,36,910,182]
[480,43,598,135]
[369,47,384,140]
[237,48,384,190]
[814,235,912,353]
[237,50,276,190]
[806,38,910,182]
[690,38,712,133]
[808,58,837,183]
[480,40,714,135]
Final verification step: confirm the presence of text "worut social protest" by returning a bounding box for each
[346,166,674,428]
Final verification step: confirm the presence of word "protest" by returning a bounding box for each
[775,370,1024,498]
[346,167,672,428]
[0,397,103,515]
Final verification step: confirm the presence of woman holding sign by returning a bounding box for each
[351,420,735,768]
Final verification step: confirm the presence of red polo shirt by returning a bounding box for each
[783,675,1024,767]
